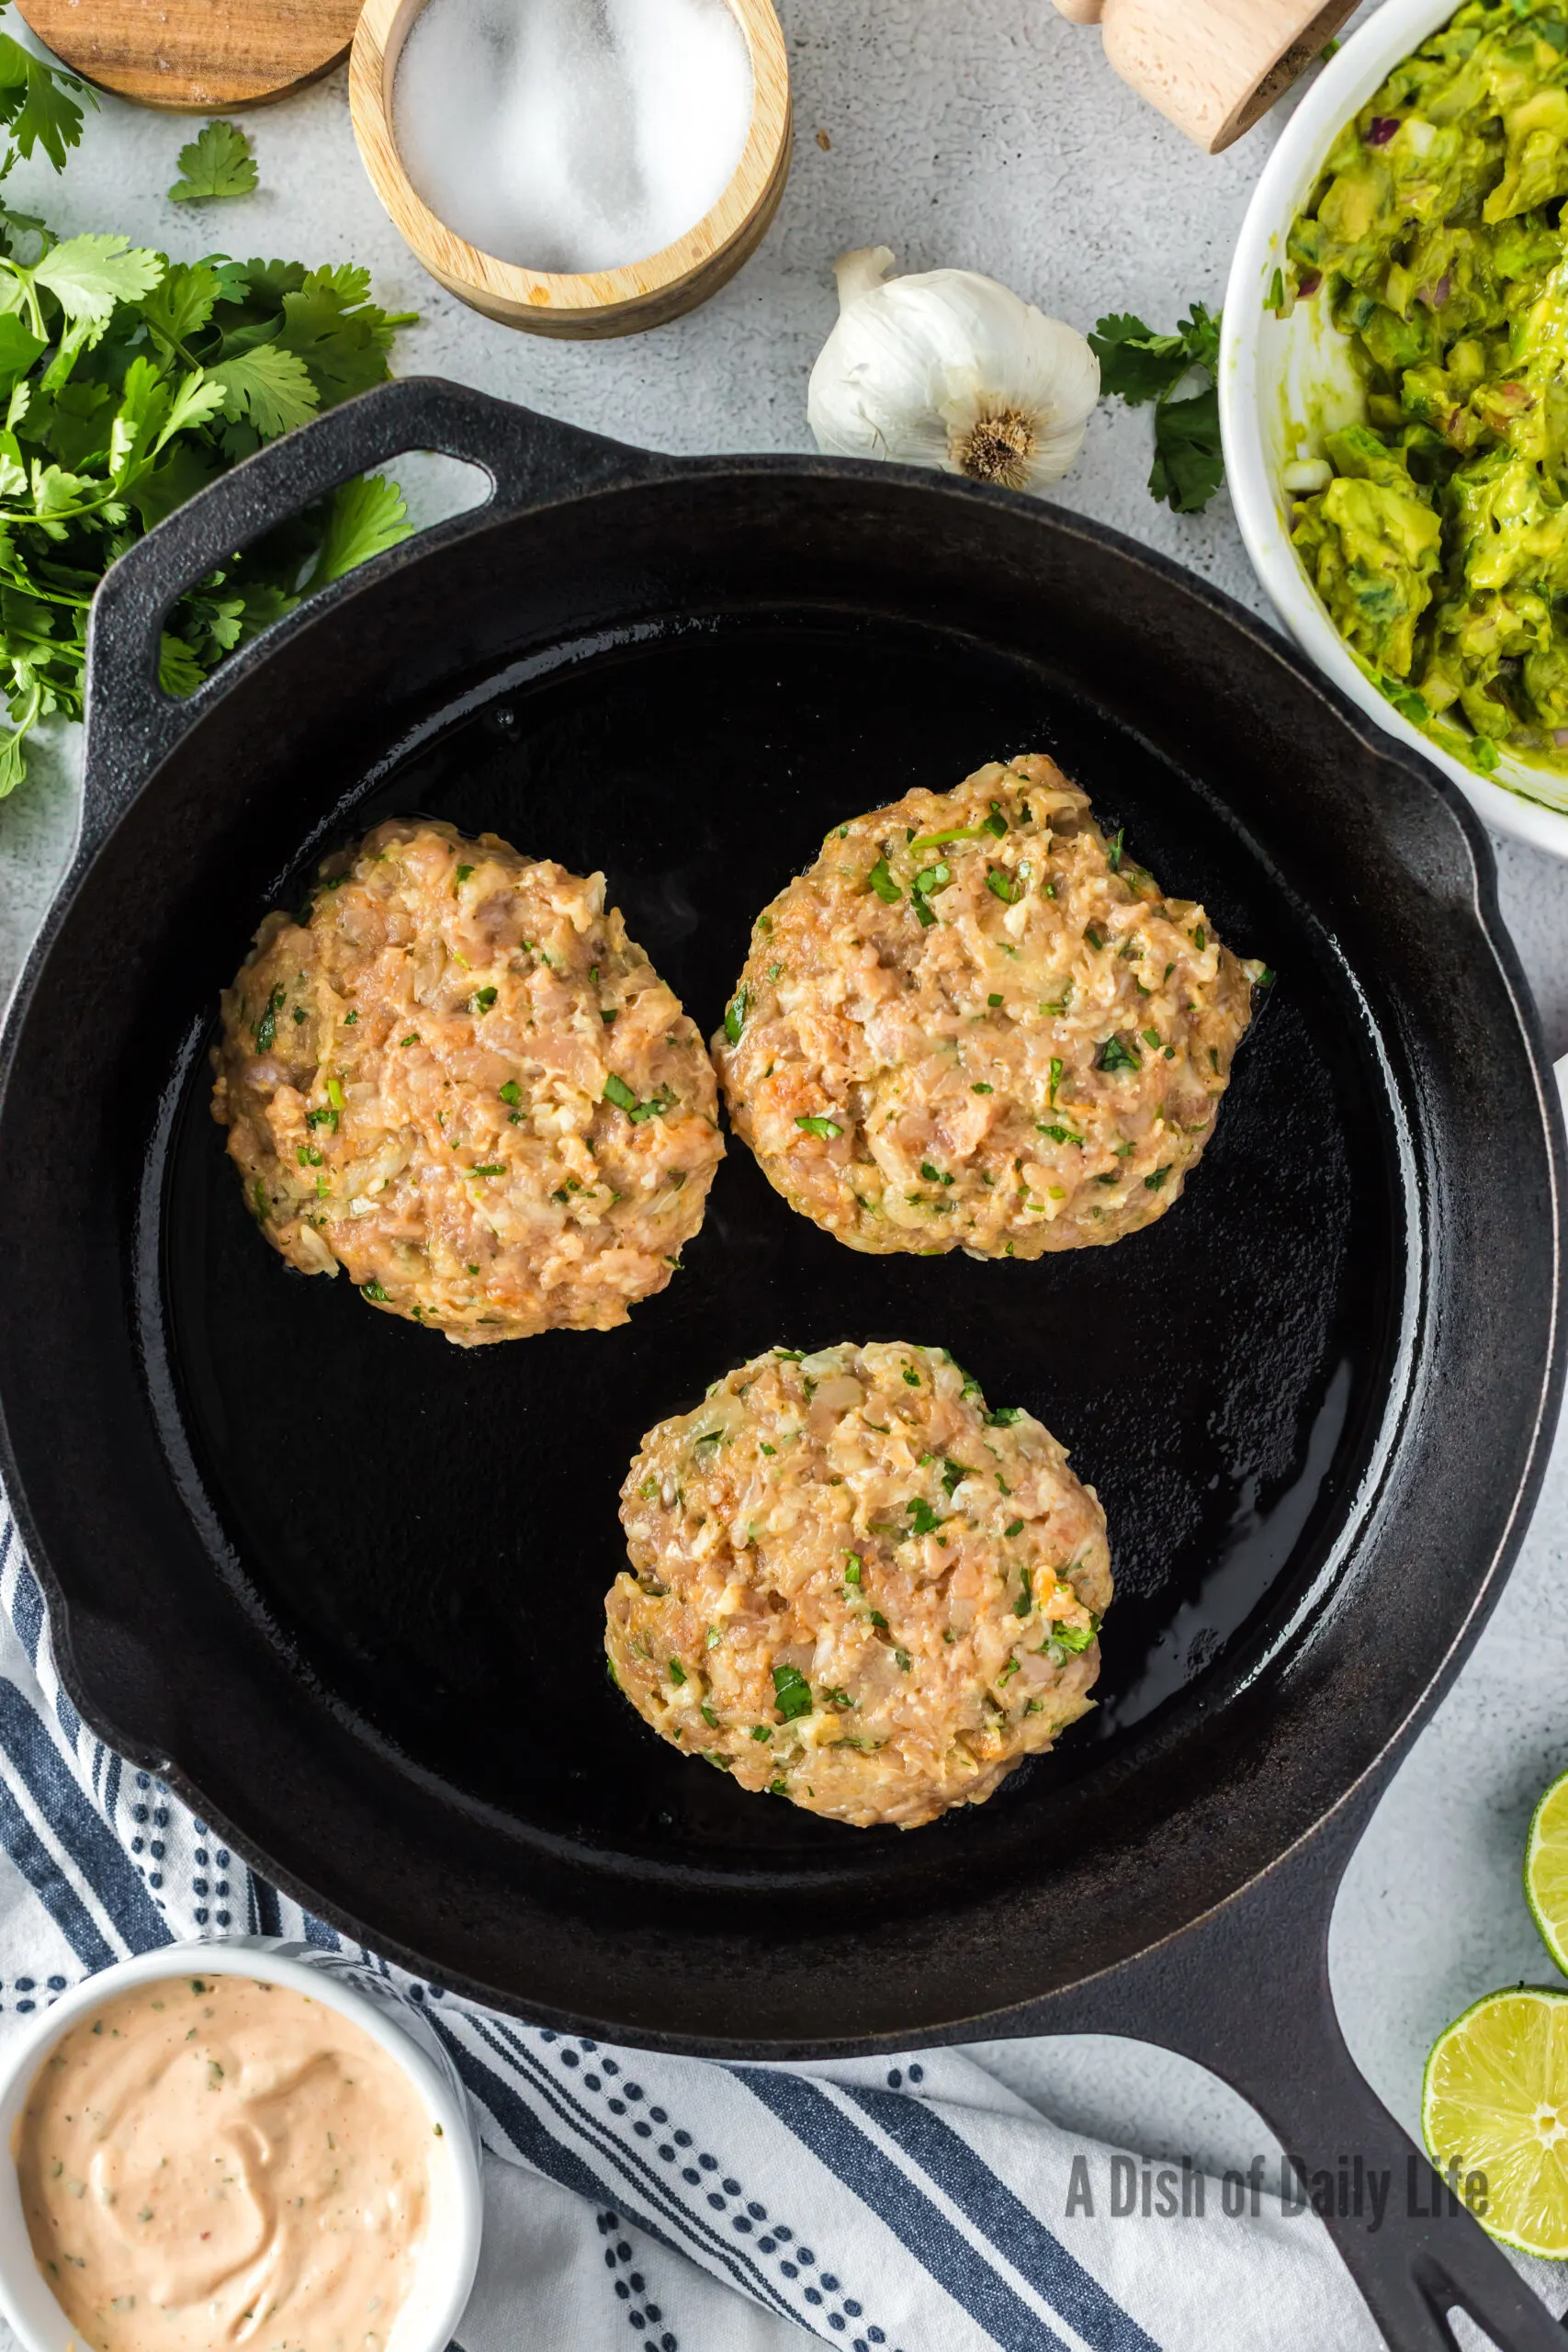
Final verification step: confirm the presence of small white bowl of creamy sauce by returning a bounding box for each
[0,1939,482,2352]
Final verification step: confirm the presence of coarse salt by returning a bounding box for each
[394,0,754,275]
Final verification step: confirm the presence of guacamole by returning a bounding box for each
[1288,0,1568,780]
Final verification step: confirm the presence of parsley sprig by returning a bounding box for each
[0,23,416,797]
[1089,303,1224,515]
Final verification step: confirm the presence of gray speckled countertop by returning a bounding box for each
[0,0,1564,2326]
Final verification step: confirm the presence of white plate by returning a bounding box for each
[1220,0,1568,861]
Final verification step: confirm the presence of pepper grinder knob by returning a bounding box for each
[1050,0,1357,152]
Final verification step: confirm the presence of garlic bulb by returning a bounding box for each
[807,246,1100,493]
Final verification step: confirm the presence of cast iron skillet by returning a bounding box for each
[0,379,1562,2350]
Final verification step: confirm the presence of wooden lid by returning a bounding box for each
[13,0,364,110]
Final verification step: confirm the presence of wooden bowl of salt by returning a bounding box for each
[350,0,791,337]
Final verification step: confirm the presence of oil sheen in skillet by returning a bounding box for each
[13,1973,434,2352]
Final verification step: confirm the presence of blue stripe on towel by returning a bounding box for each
[842,2086,1158,2352]
[479,2016,799,2322]
[739,2069,1073,2352]
[8,1544,42,1667]
[0,1679,168,1951]
[434,2016,635,2215]
[0,1771,118,1972]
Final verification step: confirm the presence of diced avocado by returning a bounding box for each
[1293,477,1442,676]
[1289,0,1568,771]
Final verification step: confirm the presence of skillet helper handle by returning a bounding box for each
[1038,1787,1563,2351]
[81,377,660,859]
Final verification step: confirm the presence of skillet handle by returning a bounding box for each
[79,377,664,863]
[1027,1782,1563,2351]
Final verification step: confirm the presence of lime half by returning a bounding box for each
[1527,1767,1568,1975]
[1423,1987,1568,2257]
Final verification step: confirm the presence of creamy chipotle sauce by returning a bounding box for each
[13,1973,434,2352]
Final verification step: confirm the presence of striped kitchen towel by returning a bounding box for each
[0,1500,1471,2352]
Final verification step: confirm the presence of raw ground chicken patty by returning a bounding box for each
[211,819,724,1342]
[713,754,1264,1255]
[606,1341,1111,1829]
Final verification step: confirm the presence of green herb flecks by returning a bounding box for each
[251,981,284,1052]
[1096,1034,1142,1073]
[909,811,1007,851]
[1047,1621,1096,1659]
[909,861,951,926]
[867,856,901,903]
[795,1114,842,1139]
[772,1664,812,1722]
[724,988,748,1046]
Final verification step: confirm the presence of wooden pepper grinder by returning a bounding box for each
[1052,0,1359,152]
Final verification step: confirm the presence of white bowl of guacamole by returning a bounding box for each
[1223,0,1568,859]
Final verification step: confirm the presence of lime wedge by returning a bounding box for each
[1527,1767,1568,1975]
[1423,1988,1568,2257]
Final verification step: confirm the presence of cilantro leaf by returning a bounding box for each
[1088,312,1190,406]
[241,257,309,306]
[276,268,417,406]
[107,353,169,478]
[158,630,206,695]
[1149,383,1224,514]
[209,340,318,437]
[156,367,226,447]
[305,473,411,584]
[141,259,225,349]
[0,311,42,390]
[1095,300,1227,515]
[130,435,217,530]
[0,34,88,170]
[0,720,27,798]
[168,119,257,203]
[1179,300,1222,376]
[34,235,164,325]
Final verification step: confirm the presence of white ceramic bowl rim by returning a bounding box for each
[1220,0,1568,861]
[0,1937,482,2352]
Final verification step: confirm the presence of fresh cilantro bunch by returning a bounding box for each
[1089,304,1224,515]
[0,26,417,797]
